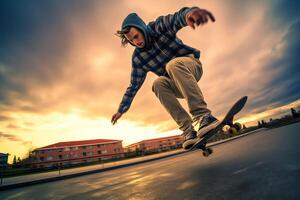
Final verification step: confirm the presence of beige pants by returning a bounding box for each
[152,56,211,135]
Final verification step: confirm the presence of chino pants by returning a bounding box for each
[152,56,211,135]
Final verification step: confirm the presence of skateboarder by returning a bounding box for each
[111,6,219,149]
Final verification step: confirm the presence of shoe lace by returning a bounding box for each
[201,116,211,125]
[193,114,215,128]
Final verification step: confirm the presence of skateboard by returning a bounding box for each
[189,96,248,157]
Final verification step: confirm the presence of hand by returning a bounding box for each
[186,8,215,29]
[111,112,123,125]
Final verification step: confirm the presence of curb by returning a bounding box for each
[0,128,265,191]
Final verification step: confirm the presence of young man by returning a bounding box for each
[111,7,219,149]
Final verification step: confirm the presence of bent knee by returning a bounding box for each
[152,77,168,93]
[165,58,182,73]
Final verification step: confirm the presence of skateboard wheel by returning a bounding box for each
[222,125,230,133]
[202,148,213,157]
[207,147,213,154]
[233,122,242,131]
[228,127,238,134]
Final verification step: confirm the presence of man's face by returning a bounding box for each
[125,27,145,48]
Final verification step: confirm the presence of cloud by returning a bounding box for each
[0,114,11,121]
[244,20,300,112]
[6,124,20,129]
[269,0,300,25]
[0,131,23,142]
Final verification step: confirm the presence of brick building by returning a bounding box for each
[32,139,124,168]
[125,135,184,153]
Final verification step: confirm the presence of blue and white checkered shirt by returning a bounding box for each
[118,7,201,113]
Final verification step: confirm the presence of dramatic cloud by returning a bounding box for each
[0,114,11,121]
[6,123,20,129]
[0,131,23,142]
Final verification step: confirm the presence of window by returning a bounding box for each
[102,150,107,154]
[46,156,53,161]
[40,157,44,161]
[83,152,87,156]
[98,151,101,154]
[58,155,62,159]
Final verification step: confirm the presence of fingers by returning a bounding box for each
[206,11,216,22]
[112,117,118,125]
[196,15,206,25]
[188,9,216,29]
[111,113,122,125]
[187,17,196,29]
[111,114,118,125]
[111,115,116,125]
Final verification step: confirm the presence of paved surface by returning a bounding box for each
[0,128,262,189]
[1,123,299,200]
[1,148,186,187]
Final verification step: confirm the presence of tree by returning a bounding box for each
[13,156,17,165]
[291,108,297,118]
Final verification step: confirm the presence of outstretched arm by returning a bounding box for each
[151,7,215,35]
[111,62,147,125]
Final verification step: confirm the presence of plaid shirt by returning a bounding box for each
[118,7,201,113]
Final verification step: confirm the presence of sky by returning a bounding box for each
[0,0,300,163]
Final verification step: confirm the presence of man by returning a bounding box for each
[111,6,219,149]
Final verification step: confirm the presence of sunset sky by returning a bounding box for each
[1,0,300,163]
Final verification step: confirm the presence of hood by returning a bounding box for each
[121,13,153,49]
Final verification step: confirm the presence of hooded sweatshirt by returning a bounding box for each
[118,7,201,114]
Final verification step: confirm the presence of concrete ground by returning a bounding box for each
[1,123,299,200]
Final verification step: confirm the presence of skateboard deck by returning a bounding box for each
[189,96,248,156]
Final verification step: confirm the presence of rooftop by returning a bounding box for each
[126,135,182,147]
[36,139,122,150]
